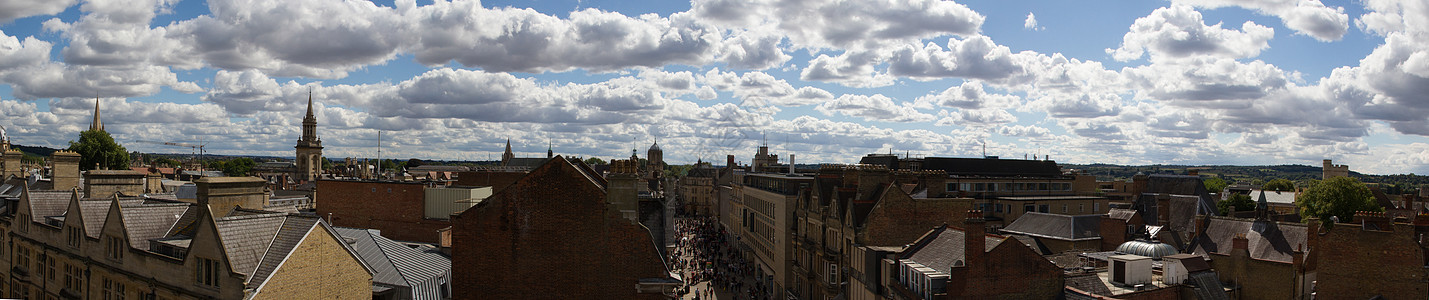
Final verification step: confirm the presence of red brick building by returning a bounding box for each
[316,180,449,243]
[1310,212,1429,299]
[450,156,679,299]
[891,211,1065,299]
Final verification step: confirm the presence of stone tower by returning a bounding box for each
[647,139,663,178]
[295,93,323,183]
[90,96,103,132]
[1322,159,1349,180]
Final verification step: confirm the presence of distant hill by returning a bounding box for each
[10,144,61,157]
[1062,163,1429,193]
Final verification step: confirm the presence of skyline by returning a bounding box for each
[1,0,1427,174]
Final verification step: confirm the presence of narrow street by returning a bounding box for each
[671,216,771,300]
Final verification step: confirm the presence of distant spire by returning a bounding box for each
[305,90,315,119]
[547,140,553,159]
[90,95,103,132]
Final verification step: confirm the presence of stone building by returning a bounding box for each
[3,176,373,299]
[1321,159,1349,180]
[450,156,680,299]
[295,94,324,183]
[732,172,813,298]
[678,163,717,216]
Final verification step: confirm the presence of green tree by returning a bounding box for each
[68,130,130,171]
[1203,177,1228,194]
[1297,176,1381,223]
[584,157,607,165]
[154,157,182,168]
[221,158,256,177]
[1263,178,1296,191]
[1217,194,1256,215]
[405,158,424,169]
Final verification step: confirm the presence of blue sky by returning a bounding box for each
[1,0,1427,174]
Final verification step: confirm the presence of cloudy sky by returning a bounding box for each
[1,0,1428,174]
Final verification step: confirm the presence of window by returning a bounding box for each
[946,182,958,192]
[64,264,82,290]
[1039,183,1048,190]
[995,203,1003,213]
[1024,205,1035,212]
[1038,205,1049,213]
[196,257,221,288]
[17,214,29,233]
[15,246,30,273]
[105,235,124,260]
[103,278,125,300]
[1094,203,1100,213]
[46,256,56,282]
[67,227,82,248]
[1080,204,1085,213]
[973,183,985,191]
[1062,205,1068,213]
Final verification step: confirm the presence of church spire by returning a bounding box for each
[305,90,315,119]
[502,139,515,165]
[90,95,103,132]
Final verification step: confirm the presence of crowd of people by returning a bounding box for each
[670,215,773,300]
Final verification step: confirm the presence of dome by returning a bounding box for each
[1115,240,1178,259]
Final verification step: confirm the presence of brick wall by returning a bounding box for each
[1314,222,1428,299]
[1206,252,1298,300]
[252,226,371,300]
[453,171,527,194]
[859,190,971,247]
[451,159,670,300]
[316,180,449,243]
[944,235,1064,299]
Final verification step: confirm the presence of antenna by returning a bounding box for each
[981,140,987,158]
[376,130,382,179]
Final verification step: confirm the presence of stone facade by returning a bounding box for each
[83,170,146,198]
[251,225,372,300]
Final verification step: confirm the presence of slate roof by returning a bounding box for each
[27,190,72,222]
[903,226,1005,273]
[215,212,290,277]
[334,227,451,298]
[921,157,1063,177]
[78,200,113,237]
[245,215,321,288]
[1000,212,1102,241]
[1143,175,1218,216]
[120,203,192,246]
[1166,196,1200,232]
[1190,217,1308,263]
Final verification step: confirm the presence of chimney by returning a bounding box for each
[50,151,81,191]
[964,210,986,271]
[195,176,268,213]
[727,155,735,169]
[1232,233,1249,251]
[788,154,795,175]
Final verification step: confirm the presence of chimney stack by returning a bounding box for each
[964,210,986,270]
[727,155,735,169]
[1232,233,1249,251]
[788,154,795,175]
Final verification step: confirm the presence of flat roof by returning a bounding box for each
[1109,254,1151,261]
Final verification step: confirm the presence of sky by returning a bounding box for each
[0,0,1428,175]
